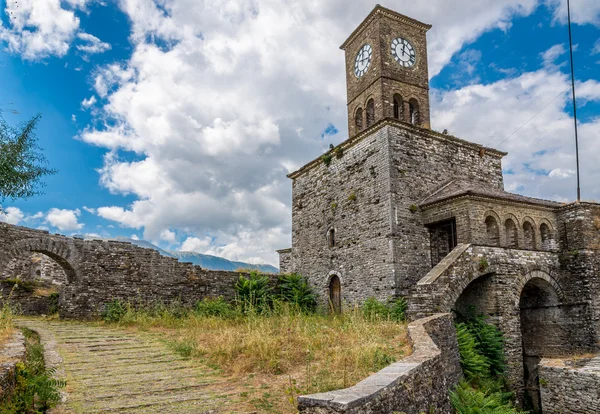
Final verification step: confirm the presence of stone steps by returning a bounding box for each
[16,318,230,413]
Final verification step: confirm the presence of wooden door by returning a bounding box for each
[329,275,341,313]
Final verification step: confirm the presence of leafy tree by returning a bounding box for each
[0,113,56,210]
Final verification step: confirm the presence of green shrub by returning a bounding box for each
[348,192,357,201]
[321,154,332,166]
[0,328,66,413]
[102,300,128,323]
[1,278,38,293]
[194,297,238,318]
[48,293,59,315]
[334,146,344,159]
[389,297,407,322]
[451,381,525,414]
[362,297,390,321]
[278,273,317,312]
[455,322,490,380]
[235,271,272,313]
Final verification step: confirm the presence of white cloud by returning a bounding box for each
[76,32,111,55]
[82,206,96,214]
[0,0,90,60]
[81,0,551,265]
[81,96,97,109]
[160,229,176,243]
[431,68,600,202]
[541,44,566,66]
[180,236,212,253]
[130,234,139,240]
[593,39,600,55]
[46,208,84,231]
[546,0,600,26]
[0,207,25,225]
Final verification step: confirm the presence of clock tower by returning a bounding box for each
[341,5,432,137]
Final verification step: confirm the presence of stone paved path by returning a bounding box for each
[17,318,232,413]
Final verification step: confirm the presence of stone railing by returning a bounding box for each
[297,313,461,414]
[0,330,26,401]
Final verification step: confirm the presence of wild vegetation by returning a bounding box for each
[101,272,410,412]
[452,311,527,414]
[0,328,65,414]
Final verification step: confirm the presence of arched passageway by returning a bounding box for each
[1,248,74,315]
[519,277,561,413]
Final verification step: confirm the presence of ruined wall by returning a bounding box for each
[387,124,505,294]
[277,248,292,274]
[297,313,461,414]
[289,125,395,307]
[539,356,600,414]
[0,331,26,402]
[0,222,244,319]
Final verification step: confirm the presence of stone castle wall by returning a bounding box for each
[298,313,461,414]
[0,222,244,319]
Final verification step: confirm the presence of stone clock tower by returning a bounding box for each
[341,5,432,136]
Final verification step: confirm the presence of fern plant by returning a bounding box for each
[451,381,526,414]
[278,273,316,312]
[235,271,272,313]
[455,322,490,380]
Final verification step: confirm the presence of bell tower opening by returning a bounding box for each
[341,5,432,136]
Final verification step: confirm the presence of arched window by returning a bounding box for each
[329,275,341,313]
[328,228,335,248]
[366,99,375,127]
[523,221,536,249]
[505,219,518,248]
[393,94,403,120]
[355,107,363,132]
[409,99,420,126]
[540,223,553,250]
[485,216,500,246]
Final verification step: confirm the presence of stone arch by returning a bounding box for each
[3,238,78,284]
[366,98,375,127]
[326,226,336,248]
[539,220,555,250]
[504,214,519,248]
[326,271,343,312]
[514,270,564,304]
[354,107,364,133]
[393,93,403,120]
[522,217,537,250]
[483,211,501,246]
[408,98,420,126]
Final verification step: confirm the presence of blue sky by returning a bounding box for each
[1,0,599,265]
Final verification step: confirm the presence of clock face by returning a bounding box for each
[391,37,416,68]
[354,44,372,78]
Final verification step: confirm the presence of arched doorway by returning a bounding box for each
[328,275,341,313]
[1,245,75,316]
[519,276,561,413]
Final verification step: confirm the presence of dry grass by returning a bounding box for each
[0,299,14,348]
[33,286,58,297]
[112,304,410,413]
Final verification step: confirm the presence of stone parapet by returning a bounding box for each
[297,313,461,414]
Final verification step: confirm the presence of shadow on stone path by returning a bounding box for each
[17,318,231,413]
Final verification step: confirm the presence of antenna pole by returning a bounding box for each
[567,0,581,202]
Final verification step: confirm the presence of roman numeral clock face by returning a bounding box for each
[354,44,372,78]
[392,37,416,68]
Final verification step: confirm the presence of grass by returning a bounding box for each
[0,290,15,348]
[105,301,410,413]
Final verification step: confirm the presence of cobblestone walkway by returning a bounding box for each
[17,319,230,413]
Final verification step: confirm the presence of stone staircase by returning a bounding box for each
[17,319,232,413]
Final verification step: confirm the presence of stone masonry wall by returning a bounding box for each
[276,249,292,274]
[539,356,600,414]
[0,331,26,402]
[0,222,245,319]
[387,123,505,295]
[297,313,461,414]
[289,125,395,307]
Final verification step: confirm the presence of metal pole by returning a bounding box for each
[567,0,581,201]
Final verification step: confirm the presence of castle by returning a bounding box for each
[278,5,600,411]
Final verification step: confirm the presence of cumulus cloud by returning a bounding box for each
[81,96,97,109]
[76,32,111,55]
[593,39,600,55]
[79,0,556,265]
[431,68,600,202]
[160,229,176,243]
[46,208,84,231]
[180,236,212,253]
[541,44,566,66]
[0,207,25,225]
[0,0,90,59]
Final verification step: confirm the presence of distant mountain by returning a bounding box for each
[168,251,278,274]
[73,234,278,273]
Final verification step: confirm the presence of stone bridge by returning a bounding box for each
[0,222,243,318]
[409,243,599,408]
